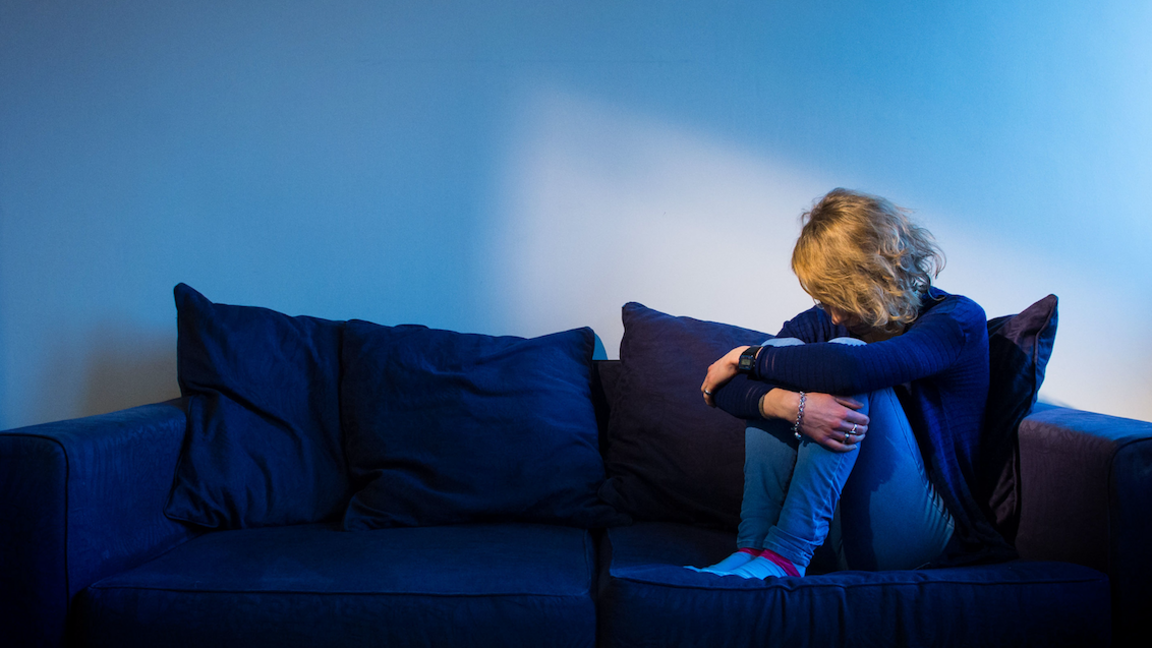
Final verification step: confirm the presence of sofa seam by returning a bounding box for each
[583,529,594,599]
[607,573,1108,593]
[84,585,594,598]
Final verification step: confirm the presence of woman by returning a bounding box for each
[692,188,1003,579]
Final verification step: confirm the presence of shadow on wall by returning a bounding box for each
[78,325,181,421]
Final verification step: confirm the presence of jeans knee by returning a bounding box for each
[829,337,866,346]
[763,336,805,348]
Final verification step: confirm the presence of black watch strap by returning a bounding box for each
[737,346,761,375]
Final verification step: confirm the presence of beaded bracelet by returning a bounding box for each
[792,391,806,440]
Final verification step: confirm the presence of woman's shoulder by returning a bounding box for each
[917,288,988,338]
[778,306,850,342]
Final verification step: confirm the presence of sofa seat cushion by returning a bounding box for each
[598,523,1111,648]
[78,523,597,648]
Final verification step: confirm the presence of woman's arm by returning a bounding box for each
[762,388,868,453]
[703,348,868,453]
[752,299,976,394]
[702,305,848,411]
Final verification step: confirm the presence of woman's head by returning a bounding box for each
[791,188,945,333]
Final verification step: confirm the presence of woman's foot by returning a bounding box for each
[730,549,804,579]
[685,548,759,574]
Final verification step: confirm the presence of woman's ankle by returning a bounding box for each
[759,548,804,577]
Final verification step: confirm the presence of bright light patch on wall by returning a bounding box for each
[928,217,1152,421]
[484,86,830,356]
[485,85,1152,422]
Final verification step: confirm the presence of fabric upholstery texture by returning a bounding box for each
[0,434,69,647]
[79,523,597,648]
[165,284,349,529]
[598,522,1111,648]
[340,320,624,529]
[0,402,196,647]
[979,294,1059,543]
[1016,406,1152,647]
[598,303,772,529]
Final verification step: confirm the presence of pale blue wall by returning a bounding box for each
[2,1,1150,429]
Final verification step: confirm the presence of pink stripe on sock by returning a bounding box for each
[759,549,800,577]
[738,547,760,557]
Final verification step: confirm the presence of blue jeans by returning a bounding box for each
[736,337,954,571]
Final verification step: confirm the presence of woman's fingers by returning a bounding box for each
[821,433,856,453]
[840,420,867,435]
[838,417,866,448]
[796,393,870,452]
[700,347,749,408]
[700,362,727,407]
[835,396,865,410]
[834,397,870,424]
[823,429,861,452]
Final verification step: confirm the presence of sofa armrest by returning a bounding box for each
[0,400,198,647]
[1015,404,1152,646]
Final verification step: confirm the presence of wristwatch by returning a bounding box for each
[737,346,761,375]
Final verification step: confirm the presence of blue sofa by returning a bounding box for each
[2,289,1147,647]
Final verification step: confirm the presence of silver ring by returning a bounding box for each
[703,389,713,396]
[851,423,858,434]
[844,434,850,443]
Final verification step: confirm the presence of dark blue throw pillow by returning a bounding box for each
[979,294,1059,543]
[165,284,349,529]
[598,303,773,529]
[340,320,624,529]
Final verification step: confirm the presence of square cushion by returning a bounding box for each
[165,284,348,529]
[980,295,1059,543]
[79,524,597,648]
[597,522,1109,648]
[598,303,772,529]
[340,321,624,529]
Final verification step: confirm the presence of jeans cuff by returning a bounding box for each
[764,526,815,568]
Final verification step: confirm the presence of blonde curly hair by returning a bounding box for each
[791,189,945,332]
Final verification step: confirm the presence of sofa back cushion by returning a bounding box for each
[165,284,349,529]
[340,320,626,529]
[598,302,772,529]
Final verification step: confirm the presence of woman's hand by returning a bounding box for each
[700,346,750,407]
[795,392,870,453]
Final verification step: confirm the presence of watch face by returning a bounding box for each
[739,347,758,372]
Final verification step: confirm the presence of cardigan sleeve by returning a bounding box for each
[713,294,981,418]
[751,298,973,395]
[712,374,773,419]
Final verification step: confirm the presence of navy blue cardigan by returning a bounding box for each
[713,289,1012,563]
